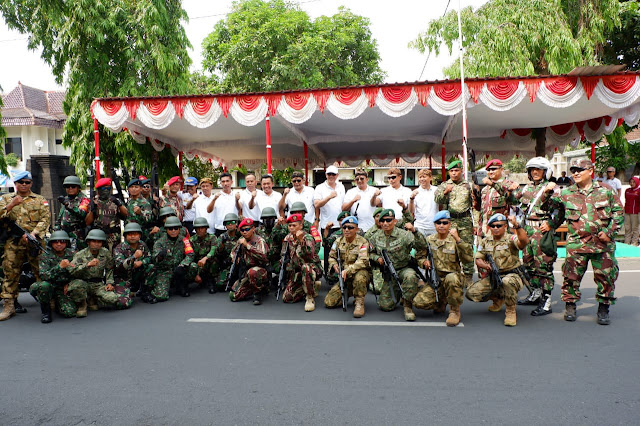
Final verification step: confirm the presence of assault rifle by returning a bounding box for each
[381,249,404,305]
[1,218,50,255]
[122,168,131,190]
[411,245,439,303]
[225,244,245,291]
[336,248,347,311]
[111,166,125,203]
[151,162,159,209]
[276,241,290,300]
[485,253,503,292]
[468,149,481,204]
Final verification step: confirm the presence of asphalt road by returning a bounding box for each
[1,259,639,425]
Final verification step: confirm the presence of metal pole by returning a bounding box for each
[591,141,596,177]
[457,0,469,180]
[265,114,272,174]
[304,141,309,186]
[441,138,446,180]
[93,118,101,180]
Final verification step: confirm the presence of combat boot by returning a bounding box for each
[433,297,447,314]
[207,279,217,294]
[403,299,416,321]
[40,303,52,324]
[88,297,99,311]
[76,299,87,318]
[518,287,541,305]
[504,304,517,326]
[597,303,610,325]
[353,296,365,318]
[488,296,504,312]
[0,298,16,321]
[446,305,460,327]
[304,295,316,312]
[14,299,27,314]
[531,291,552,316]
[253,293,263,306]
[564,302,577,322]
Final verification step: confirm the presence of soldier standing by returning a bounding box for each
[466,214,529,326]
[125,178,154,242]
[55,175,90,250]
[152,216,194,301]
[187,217,220,294]
[160,176,185,221]
[114,223,154,307]
[549,159,623,325]
[0,171,51,322]
[325,216,370,317]
[228,218,270,304]
[86,177,128,252]
[475,159,513,237]
[29,231,84,322]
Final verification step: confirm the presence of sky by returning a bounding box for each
[0,0,488,93]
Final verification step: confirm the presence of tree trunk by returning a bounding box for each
[535,128,546,157]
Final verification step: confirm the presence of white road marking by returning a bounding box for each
[188,318,462,327]
[553,270,640,273]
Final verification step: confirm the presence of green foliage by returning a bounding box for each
[1,0,192,180]
[182,157,224,187]
[602,0,640,70]
[189,71,222,94]
[0,84,7,176]
[201,0,385,93]
[595,125,640,172]
[504,155,527,173]
[411,0,621,78]
[4,153,19,167]
[272,166,301,186]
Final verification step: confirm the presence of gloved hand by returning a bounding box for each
[110,196,123,207]
[57,196,70,208]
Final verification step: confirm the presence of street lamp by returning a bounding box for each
[35,139,44,152]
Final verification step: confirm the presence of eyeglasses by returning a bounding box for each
[355,176,367,181]
[570,168,587,174]
[224,221,237,225]
[240,227,253,232]
[387,175,397,180]
[16,180,32,185]
[489,223,505,229]
[487,167,501,172]
[342,225,356,230]
[291,179,302,183]
[434,220,450,225]
[379,217,394,223]
[326,172,337,176]
[166,227,180,231]
[143,185,151,188]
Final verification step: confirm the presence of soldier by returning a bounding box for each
[474,159,513,237]
[256,207,286,287]
[0,171,51,322]
[69,229,118,311]
[29,231,84,322]
[151,216,194,301]
[216,213,240,290]
[548,159,623,325]
[86,177,128,252]
[187,217,220,294]
[281,213,321,311]
[434,159,476,285]
[160,176,185,221]
[55,175,90,250]
[125,178,154,242]
[325,216,370,317]
[114,223,154,307]
[413,211,473,326]
[466,214,529,326]
[228,218,270,304]
[367,209,425,321]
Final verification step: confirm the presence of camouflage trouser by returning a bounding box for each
[1,240,40,300]
[282,264,318,303]
[324,269,370,308]
[113,278,135,310]
[230,266,268,301]
[451,216,475,276]
[371,266,383,294]
[80,280,118,307]
[377,266,419,311]
[562,250,618,305]
[466,273,523,306]
[105,232,121,254]
[522,228,556,292]
[413,271,463,310]
[187,261,216,286]
[151,268,176,302]
[29,280,87,317]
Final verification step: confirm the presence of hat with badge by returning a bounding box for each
[433,210,451,223]
[13,171,32,182]
[238,218,254,228]
[485,159,503,169]
[96,177,112,188]
[373,207,384,218]
[379,209,395,219]
[167,176,182,186]
[139,176,151,185]
[127,178,140,188]
[286,213,303,223]
[447,159,462,170]
[487,213,507,225]
[341,216,358,226]
[185,177,198,186]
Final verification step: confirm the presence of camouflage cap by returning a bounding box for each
[569,159,594,171]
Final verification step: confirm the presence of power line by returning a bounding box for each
[417,0,452,81]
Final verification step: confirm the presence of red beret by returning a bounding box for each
[486,159,503,168]
[167,176,182,186]
[238,218,254,228]
[287,213,303,223]
[96,178,112,188]
[138,175,147,180]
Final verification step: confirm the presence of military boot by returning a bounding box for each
[488,296,504,312]
[0,298,16,321]
[304,295,316,312]
[446,305,461,327]
[531,291,552,316]
[40,303,52,323]
[504,304,517,326]
[353,296,365,318]
[564,302,577,322]
[14,299,28,314]
[207,279,217,294]
[253,293,263,306]
[88,297,99,311]
[76,299,88,318]
[433,296,447,314]
[518,287,541,305]
[597,303,610,325]
[403,299,416,321]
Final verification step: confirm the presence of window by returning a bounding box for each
[406,169,416,186]
[55,139,63,145]
[5,137,22,160]
[236,172,245,187]
[367,170,374,185]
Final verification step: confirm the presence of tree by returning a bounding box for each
[603,0,640,70]
[201,0,385,93]
[0,0,192,180]
[595,124,640,175]
[504,155,527,173]
[0,85,7,175]
[182,157,224,187]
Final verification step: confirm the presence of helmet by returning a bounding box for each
[525,157,552,180]
[158,207,176,218]
[290,201,307,213]
[85,229,107,241]
[123,222,143,234]
[164,216,182,228]
[193,217,210,228]
[49,230,71,244]
[63,176,82,186]
[260,207,277,219]
[223,213,239,223]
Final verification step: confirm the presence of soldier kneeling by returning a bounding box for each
[228,218,270,305]
[114,223,154,307]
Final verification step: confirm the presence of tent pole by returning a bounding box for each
[441,138,446,180]
[591,141,596,177]
[304,141,309,186]
[265,114,272,174]
[179,151,183,177]
[429,155,433,171]
[457,0,469,180]
[93,118,101,180]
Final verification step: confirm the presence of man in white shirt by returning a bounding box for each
[181,176,198,235]
[255,174,282,217]
[279,171,315,223]
[409,168,438,237]
[371,167,412,219]
[191,177,217,234]
[342,169,376,232]
[602,166,622,197]
[239,172,264,222]
[207,172,242,236]
[313,165,345,233]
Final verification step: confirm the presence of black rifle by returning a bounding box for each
[423,244,439,303]
[225,244,245,291]
[111,166,125,202]
[485,253,503,292]
[381,249,404,305]
[276,241,290,300]
[336,248,347,311]
[1,218,50,255]
[468,149,481,203]
[410,253,439,304]
[122,168,131,190]
[151,162,159,208]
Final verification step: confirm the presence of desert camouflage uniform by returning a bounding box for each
[55,193,90,250]
[69,247,118,308]
[160,193,184,221]
[281,232,320,303]
[30,248,84,317]
[152,229,194,301]
[113,240,153,309]
[187,233,220,287]
[92,196,123,252]
[216,231,240,288]
[324,234,370,308]
[229,236,269,301]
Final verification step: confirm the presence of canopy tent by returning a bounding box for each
[91,69,640,178]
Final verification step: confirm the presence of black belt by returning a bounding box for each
[450,210,471,219]
[87,277,104,283]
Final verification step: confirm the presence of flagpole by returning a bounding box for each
[457,0,469,180]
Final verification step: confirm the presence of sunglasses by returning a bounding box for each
[224,221,237,225]
[291,179,302,183]
[326,172,337,176]
[64,185,80,189]
[342,225,356,230]
[166,227,180,231]
[355,176,367,181]
[570,168,587,174]
[240,227,253,232]
[434,220,450,225]
[16,180,32,185]
[487,167,501,172]
[387,175,397,180]
[489,223,505,229]
[379,217,394,223]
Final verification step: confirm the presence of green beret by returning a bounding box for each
[379,209,395,219]
[337,211,350,221]
[447,159,462,170]
[373,207,384,218]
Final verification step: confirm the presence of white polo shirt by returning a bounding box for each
[212,190,239,231]
[193,193,216,234]
[256,190,283,217]
[239,188,264,222]
[343,185,377,231]
[379,185,412,219]
[285,186,316,223]
[181,191,196,222]
[413,186,438,233]
[314,181,345,229]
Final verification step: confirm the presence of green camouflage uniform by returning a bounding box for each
[229,236,270,301]
[92,195,123,252]
[216,231,240,288]
[324,234,370,307]
[126,196,154,243]
[113,240,153,309]
[55,193,90,250]
[160,193,184,221]
[69,247,118,308]
[30,248,84,317]
[281,232,320,303]
[187,233,220,286]
[152,229,194,301]
[257,225,287,275]
[434,180,475,276]
[549,182,623,305]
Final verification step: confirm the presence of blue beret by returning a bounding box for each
[13,171,32,182]
[488,213,507,225]
[433,210,451,223]
[185,177,198,186]
[341,216,358,226]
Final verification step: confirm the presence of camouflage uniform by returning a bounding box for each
[413,233,473,310]
[281,232,321,303]
[126,197,154,242]
[229,236,269,301]
[257,225,287,276]
[55,193,90,250]
[187,233,220,289]
[160,193,184,221]
[151,229,194,301]
[92,195,123,252]
[434,180,475,276]
[0,192,51,300]
[216,231,240,288]
[476,178,512,236]
[324,234,370,307]
[113,240,153,309]
[69,247,118,308]
[30,248,84,317]
[323,227,366,284]
[549,182,623,305]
